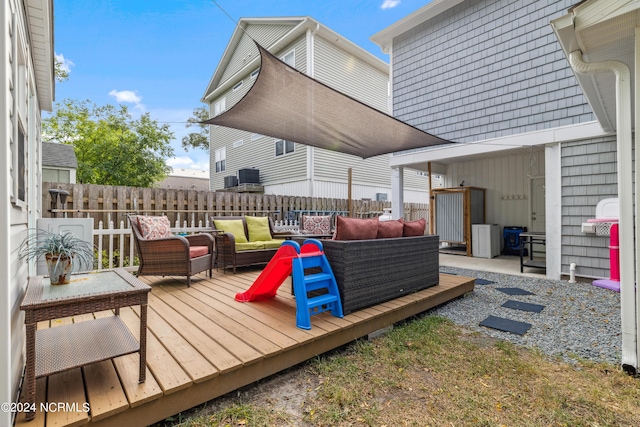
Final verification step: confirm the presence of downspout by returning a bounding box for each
[306,23,320,197]
[569,50,637,373]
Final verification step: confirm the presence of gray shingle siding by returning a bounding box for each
[561,136,617,278]
[392,0,594,143]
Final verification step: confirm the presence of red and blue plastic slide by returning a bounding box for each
[234,241,300,302]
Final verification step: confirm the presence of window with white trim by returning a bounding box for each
[215,147,226,173]
[233,81,243,91]
[250,69,260,79]
[214,97,226,116]
[232,139,243,148]
[275,139,294,157]
[251,133,262,141]
[12,43,28,206]
[281,50,295,67]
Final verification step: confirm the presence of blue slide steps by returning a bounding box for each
[290,239,344,330]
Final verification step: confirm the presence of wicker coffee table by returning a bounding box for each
[20,269,150,420]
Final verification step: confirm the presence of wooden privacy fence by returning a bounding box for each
[43,182,428,224]
[42,182,429,269]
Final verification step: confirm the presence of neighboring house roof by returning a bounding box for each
[42,142,78,168]
[25,0,55,111]
[157,168,209,191]
[202,16,389,102]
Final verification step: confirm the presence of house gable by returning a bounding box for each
[219,22,298,84]
[202,18,305,102]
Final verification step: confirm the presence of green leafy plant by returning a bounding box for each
[94,249,139,270]
[19,229,95,272]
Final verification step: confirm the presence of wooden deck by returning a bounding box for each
[15,269,474,427]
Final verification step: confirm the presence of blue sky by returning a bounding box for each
[53,0,429,172]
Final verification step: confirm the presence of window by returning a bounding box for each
[232,139,243,148]
[275,139,295,157]
[251,133,262,141]
[250,69,260,79]
[214,97,226,116]
[43,168,71,183]
[12,50,28,206]
[215,147,226,173]
[281,50,295,67]
[16,123,26,202]
[233,81,243,91]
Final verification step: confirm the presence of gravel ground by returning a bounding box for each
[432,266,621,366]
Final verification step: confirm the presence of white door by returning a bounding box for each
[530,177,545,256]
[530,178,545,233]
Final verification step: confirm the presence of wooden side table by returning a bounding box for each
[20,269,150,420]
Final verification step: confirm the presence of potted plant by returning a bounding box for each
[19,230,95,285]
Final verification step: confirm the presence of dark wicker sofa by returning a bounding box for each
[321,235,439,314]
[211,216,291,273]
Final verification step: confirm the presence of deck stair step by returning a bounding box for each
[291,239,344,330]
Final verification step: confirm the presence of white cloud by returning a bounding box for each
[55,53,74,73]
[381,0,400,9]
[166,156,209,172]
[108,89,146,112]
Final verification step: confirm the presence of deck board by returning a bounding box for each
[16,270,473,427]
[118,307,193,395]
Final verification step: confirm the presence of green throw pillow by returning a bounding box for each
[245,216,272,242]
[214,219,248,243]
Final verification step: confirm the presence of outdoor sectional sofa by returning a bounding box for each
[319,216,440,314]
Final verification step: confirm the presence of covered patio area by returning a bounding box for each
[14,268,473,427]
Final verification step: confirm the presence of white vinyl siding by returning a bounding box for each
[314,36,388,111]
[220,23,295,83]
[207,21,393,199]
[274,38,307,73]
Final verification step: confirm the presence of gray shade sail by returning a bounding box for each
[205,44,453,159]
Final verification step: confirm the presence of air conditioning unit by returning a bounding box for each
[224,175,238,188]
[238,168,260,184]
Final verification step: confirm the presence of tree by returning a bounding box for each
[54,56,69,82]
[43,99,174,187]
[181,105,209,152]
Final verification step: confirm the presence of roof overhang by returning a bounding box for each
[551,0,640,133]
[25,0,54,111]
[370,0,464,53]
[389,121,608,171]
[204,44,452,159]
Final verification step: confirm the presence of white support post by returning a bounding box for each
[391,167,404,219]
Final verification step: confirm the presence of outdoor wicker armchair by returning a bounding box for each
[129,214,214,287]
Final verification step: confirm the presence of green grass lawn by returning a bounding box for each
[157,315,640,427]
